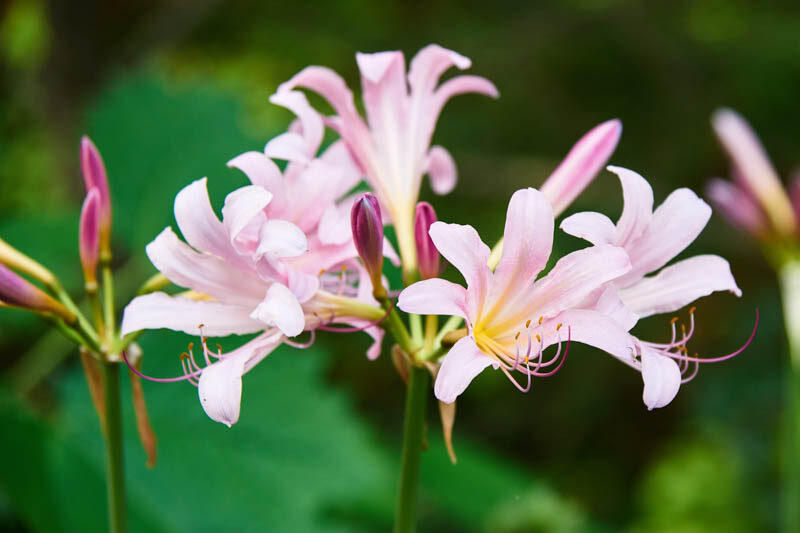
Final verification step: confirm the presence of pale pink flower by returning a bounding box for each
[398,187,633,403]
[561,166,746,408]
[275,44,498,275]
[708,108,797,237]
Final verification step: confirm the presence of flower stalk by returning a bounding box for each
[101,361,127,533]
[779,260,800,533]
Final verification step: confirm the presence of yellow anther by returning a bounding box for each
[318,269,326,275]
[524,356,529,364]
[681,324,687,334]
[180,352,189,360]
[198,323,205,328]
[216,344,223,353]
[689,306,696,315]
[515,331,520,340]
[188,342,194,351]
[556,323,563,331]
[536,334,541,342]
[670,317,679,324]
[538,316,543,325]
[341,265,347,272]
[525,319,531,328]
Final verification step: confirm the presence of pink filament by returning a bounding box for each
[123,350,202,383]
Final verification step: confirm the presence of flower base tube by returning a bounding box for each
[394,365,430,533]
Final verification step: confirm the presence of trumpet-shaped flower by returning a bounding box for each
[398,187,634,403]
[276,44,498,275]
[561,166,746,408]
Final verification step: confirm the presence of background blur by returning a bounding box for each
[1,1,798,531]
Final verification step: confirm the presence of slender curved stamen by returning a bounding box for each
[180,354,199,387]
[532,327,570,377]
[285,330,316,349]
[500,358,532,392]
[665,308,758,364]
[681,359,700,383]
[123,349,202,383]
[314,299,395,332]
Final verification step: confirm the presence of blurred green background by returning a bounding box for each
[1,0,798,531]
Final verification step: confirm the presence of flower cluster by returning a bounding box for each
[119,44,754,430]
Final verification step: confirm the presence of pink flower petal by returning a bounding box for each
[264,132,310,163]
[640,347,681,410]
[541,309,635,364]
[268,90,324,156]
[559,211,617,245]
[256,219,308,259]
[434,336,496,404]
[221,185,273,247]
[277,66,361,127]
[595,286,639,331]
[428,221,491,319]
[227,152,285,195]
[397,278,468,318]
[491,188,554,308]
[607,166,654,246]
[424,145,457,195]
[705,178,767,236]
[120,292,263,336]
[619,255,741,318]
[287,269,320,303]
[408,44,471,96]
[174,179,242,265]
[540,119,622,217]
[249,283,304,337]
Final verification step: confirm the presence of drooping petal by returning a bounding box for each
[408,44,471,96]
[434,336,496,404]
[595,286,639,331]
[526,245,631,319]
[120,292,263,336]
[433,75,500,112]
[541,309,636,364]
[621,188,712,283]
[607,166,654,246]
[398,278,468,318]
[491,188,554,307]
[226,152,284,193]
[424,145,457,195]
[277,66,362,127]
[268,90,325,156]
[705,178,767,236]
[221,185,273,247]
[712,108,796,235]
[174,179,241,265]
[264,132,310,163]
[145,228,262,305]
[640,346,681,410]
[619,255,741,318]
[428,221,491,319]
[249,283,305,337]
[540,119,622,217]
[256,219,308,259]
[559,211,617,245]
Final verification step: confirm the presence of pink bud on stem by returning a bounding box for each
[351,193,385,298]
[0,263,76,323]
[414,202,440,280]
[80,188,101,288]
[80,136,112,256]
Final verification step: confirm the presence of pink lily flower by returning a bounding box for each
[708,108,798,238]
[398,187,633,403]
[561,166,745,408]
[275,44,499,276]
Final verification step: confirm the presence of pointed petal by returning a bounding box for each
[434,336,495,404]
[596,286,639,331]
[264,132,310,163]
[256,219,308,259]
[227,152,284,192]
[424,145,457,195]
[356,51,409,159]
[408,44,471,96]
[222,185,273,241]
[438,400,458,464]
[173,179,239,263]
[560,211,617,245]
[434,74,499,107]
[712,108,795,234]
[120,292,263,336]
[619,255,741,317]
[277,66,362,126]
[428,221,491,319]
[249,283,305,337]
[640,347,681,410]
[607,166,654,245]
[528,245,631,318]
[492,188,554,305]
[622,188,712,283]
[540,119,622,217]
[398,278,468,318]
[268,90,325,156]
[705,178,767,236]
[541,309,636,364]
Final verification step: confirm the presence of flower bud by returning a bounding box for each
[80,136,112,255]
[79,188,101,287]
[0,263,76,322]
[414,202,440,279]
[351,193,384,295]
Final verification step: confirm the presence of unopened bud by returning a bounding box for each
[0,263,75,322]
[80,136,112,255]
[414,202,440,279]
[80,188,101,287]
[351,193,384,296]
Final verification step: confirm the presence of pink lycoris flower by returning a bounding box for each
[275,44,498,275]
[398,187,633,403]
[709,108,797,237]
[561,166,743,408]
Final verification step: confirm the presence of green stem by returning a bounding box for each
[393,365,429,533]
[779,261,800,533]
[51,281,102,352]
[101,362,127,533]
[102,263,116,346]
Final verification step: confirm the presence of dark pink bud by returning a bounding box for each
[80,136,111,254]
[414,202,440,279]
[351,193,384,290]
[0,263,75,322]
[79,188,101,285]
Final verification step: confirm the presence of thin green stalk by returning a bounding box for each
[51,281,101,352]
[102,263,116,346]
[101,362,127,533]
[779,261,800,533]
[393,365,429,533]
